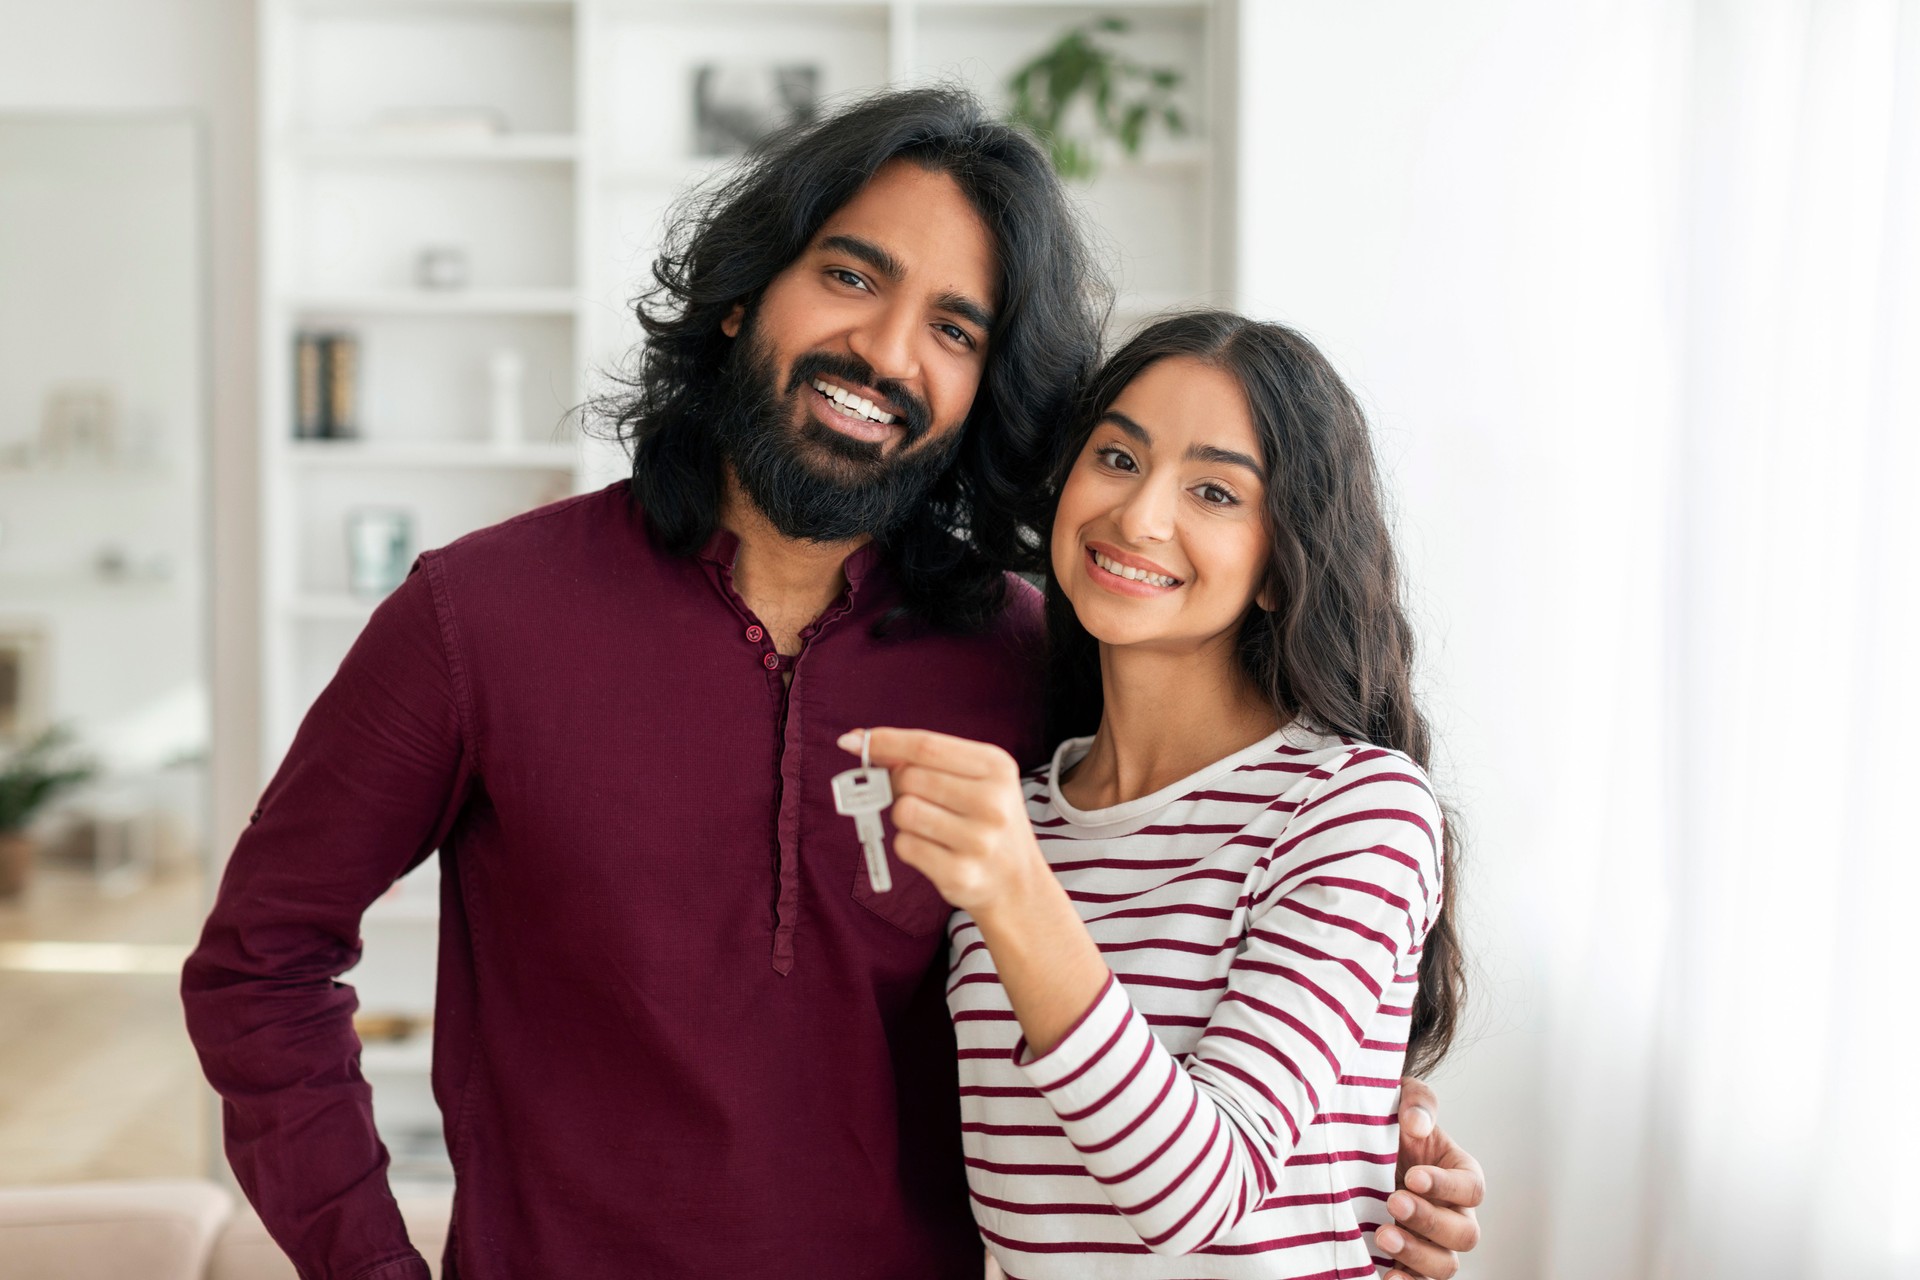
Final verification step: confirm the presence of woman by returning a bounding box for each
[841,311,1465,1278]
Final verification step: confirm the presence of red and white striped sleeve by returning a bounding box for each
[1010,746,1444,1257]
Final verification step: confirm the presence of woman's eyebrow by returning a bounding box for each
[1100,411,1152,444]
[1099,412,1261,476]
[1188,443,1263,476]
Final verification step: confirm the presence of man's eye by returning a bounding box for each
[938,322,973,348]
[829,269,868,291]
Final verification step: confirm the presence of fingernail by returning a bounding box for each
[1377,1226,1404,1253]
[836,731,860,752]
[1389,1191,1415,1220]
[1408,1167,1432,1194]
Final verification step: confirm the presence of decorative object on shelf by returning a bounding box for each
[354,1012,433,1043]
[0,724,97,899]
[415,245,471,291]
[1005,17,1187,181]
[487,349,526,449]
[692,64,819,157]
[346,507,414,599]
[368,105,507,143]
[0,629,50,745]
[38,384,120,466]
[293,331,361,439]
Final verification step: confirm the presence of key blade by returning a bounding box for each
[863,839,893,893]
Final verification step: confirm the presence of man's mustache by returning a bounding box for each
[784,351,934,444]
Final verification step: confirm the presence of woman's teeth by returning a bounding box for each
[811,378,897,425]
[1092,550,1178,588]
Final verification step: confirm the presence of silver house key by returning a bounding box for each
[832,730,894,893]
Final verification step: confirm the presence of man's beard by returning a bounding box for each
[710,314,965,544]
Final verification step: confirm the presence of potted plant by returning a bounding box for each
[0,725,96,898]
[1005,16,1188,181]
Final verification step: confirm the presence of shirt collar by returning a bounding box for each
[697,525,887,597]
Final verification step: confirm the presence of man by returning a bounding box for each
[184,87,1481,1279]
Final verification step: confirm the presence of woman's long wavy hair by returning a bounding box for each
[1043,311,1466,1076]
[595,86,1106,633]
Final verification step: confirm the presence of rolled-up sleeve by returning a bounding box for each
[182,554,477,1280]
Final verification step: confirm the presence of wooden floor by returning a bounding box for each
[0,863,211,1186]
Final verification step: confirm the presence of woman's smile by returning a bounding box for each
[1084,542,1183,594]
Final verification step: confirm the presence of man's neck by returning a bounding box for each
[719,472,870,656]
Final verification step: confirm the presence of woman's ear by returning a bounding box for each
[1256,579,1279,613]
[721,302,746,338]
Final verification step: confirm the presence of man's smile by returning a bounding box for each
[808,376,902,444]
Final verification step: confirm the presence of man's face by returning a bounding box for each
[716,159,1000,541]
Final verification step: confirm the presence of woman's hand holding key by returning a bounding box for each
[835,727,1044,915]
[835,727,1109,1055]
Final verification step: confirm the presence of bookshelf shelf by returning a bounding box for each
[291,132,581,162]
[287,440,579,470]
[359,1037,435,1075]
[283,290,582,318]
[282,592,376,621]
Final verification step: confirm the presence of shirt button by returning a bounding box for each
[762,652,780,670]
[745,625,764,643]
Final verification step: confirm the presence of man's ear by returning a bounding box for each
[721,302,745,338]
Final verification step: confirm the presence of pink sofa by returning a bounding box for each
[0,1181,450,1280]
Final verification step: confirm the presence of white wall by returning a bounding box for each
[0,0,260,850]
[1236,3,1692,1275]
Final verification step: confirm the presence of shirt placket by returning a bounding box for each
[700,546,863,975]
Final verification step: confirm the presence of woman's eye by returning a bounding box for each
[1197,483,1238,506]
[1094,446,1137,473]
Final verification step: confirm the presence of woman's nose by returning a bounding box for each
[1114,477,1177,544]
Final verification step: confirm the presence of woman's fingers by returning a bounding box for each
[891,792,972,849]
[1387,1189,1481,1255]
[1375,1217,1460,1280]
[1407,1158,1486,1211]
[892,764,1000,821]
[841,727,1013,780]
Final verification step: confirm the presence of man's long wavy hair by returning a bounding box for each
[1042,311,1466,1076]
[597,86,1105,632]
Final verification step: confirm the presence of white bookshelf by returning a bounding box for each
[257,0,1235,1183]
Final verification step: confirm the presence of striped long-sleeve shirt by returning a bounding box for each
[948,723,1444,1279]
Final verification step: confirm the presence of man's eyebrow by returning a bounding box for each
[819,234,995,335]
[1099,412,1263,476]
[819,234,903,283]
[934,290,995,335]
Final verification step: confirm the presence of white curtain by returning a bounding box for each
[1539,2,1920,1276]
[1238,2,1918,1275]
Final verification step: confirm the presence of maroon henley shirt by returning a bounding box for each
[182,482,1047,1279]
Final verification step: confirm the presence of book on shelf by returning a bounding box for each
[293,330,361,440]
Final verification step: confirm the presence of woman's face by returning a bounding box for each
[1050,356,1272,655]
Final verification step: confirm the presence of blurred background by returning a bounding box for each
[0,1,1914,1276]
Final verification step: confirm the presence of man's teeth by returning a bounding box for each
[1092,550,1178,588]
[811,378,896,425]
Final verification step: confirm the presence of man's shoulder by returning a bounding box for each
[991,573,1046,648]
[431,481,631,563]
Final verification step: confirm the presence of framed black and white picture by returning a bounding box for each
[692,64,820,157]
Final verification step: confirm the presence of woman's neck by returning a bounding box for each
[1060,633,1285,811]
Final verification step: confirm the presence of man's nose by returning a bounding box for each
[846,299,920,388]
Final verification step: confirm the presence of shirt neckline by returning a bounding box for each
[695,525,884,592]
[1046,722,1313,830]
